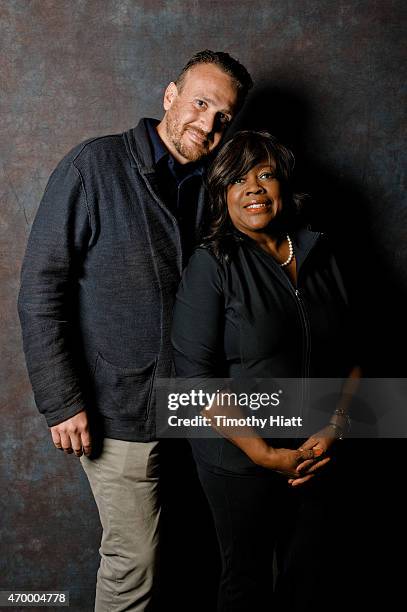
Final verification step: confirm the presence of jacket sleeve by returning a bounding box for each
[17,155,93,427]
[171,248,225,378]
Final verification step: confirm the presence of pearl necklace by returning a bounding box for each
[279,234,294,267]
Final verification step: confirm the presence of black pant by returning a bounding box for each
[197,463,344,612]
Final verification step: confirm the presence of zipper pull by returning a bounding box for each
[295,288,301,298]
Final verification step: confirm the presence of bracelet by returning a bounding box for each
[334,407,348,417]
[333,408,351,431]
[328,421,345,440]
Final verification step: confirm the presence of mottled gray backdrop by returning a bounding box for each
[1,1,406,610]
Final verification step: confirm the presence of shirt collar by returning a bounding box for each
[145,118,205,183]
[146,118,169,166]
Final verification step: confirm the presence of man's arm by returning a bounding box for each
[18,154,93,455]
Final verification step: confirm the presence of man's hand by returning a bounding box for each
[50,410,92,457]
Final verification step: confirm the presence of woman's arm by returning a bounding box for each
[289,365,362,486]
[171,249,324,478]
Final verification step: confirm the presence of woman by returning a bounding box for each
[171,131,358,611]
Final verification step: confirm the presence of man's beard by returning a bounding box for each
[165,113,211,162]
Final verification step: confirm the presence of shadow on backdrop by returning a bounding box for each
[224,82,405,608]
[231,81,407,378]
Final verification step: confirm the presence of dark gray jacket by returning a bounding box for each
[18,118,206,441]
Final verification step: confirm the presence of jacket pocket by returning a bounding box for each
[93,353,157,422]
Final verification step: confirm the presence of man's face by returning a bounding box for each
[159,63,239,164]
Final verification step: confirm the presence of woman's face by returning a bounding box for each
[226,158,283,236]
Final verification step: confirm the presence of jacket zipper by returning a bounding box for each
[294,288,311,378]
[248,230,320,432]
[293,286,311,426]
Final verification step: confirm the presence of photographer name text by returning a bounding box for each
[167,415,303,428]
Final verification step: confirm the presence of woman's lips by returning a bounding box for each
[244,200,272,211]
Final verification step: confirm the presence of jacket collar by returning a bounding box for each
[236,225,321,278]
[124,118,158,173]
[292,226,321,271]
[123,119,207,232]
[125,118,206,181]
[237,226,321,256]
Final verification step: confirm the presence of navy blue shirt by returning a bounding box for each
[146,119,205,262]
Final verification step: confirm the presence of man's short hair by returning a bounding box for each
[175,49,253,105]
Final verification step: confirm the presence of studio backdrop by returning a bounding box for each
[1,1,405,610]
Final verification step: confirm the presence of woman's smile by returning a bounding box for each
[244,199,272,212]
[227,158,282,235]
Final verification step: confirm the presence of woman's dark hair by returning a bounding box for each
[202,130,307,260]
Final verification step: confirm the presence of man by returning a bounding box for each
[18,50,252,611]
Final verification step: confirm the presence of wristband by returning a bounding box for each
[328,421,345,440]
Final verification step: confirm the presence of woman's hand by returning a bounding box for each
[287,426,337,487]
[254,446,321,479]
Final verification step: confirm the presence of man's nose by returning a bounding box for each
[198,111,217,134]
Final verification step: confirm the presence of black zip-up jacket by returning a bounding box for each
[171,231,355,473]
[18,119,205,441]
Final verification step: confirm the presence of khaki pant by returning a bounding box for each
[81,439,160,612]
